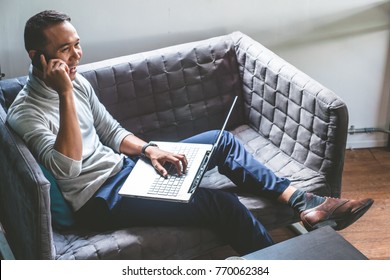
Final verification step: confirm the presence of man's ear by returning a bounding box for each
[28,50,37,60]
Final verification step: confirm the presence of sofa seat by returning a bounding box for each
[52,124,327,260]
[53,226,220,260]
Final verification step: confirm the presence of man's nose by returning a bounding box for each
[71,47,82,60]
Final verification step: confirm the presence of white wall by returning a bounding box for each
[1,0,389,148]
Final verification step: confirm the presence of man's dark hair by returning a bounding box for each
[24,10,71,51]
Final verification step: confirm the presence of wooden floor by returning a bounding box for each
[198,148,390,260]
[336,148,390,260]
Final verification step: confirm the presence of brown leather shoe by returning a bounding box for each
[300,197,374,231]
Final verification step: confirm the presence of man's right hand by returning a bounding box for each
[40,54,73,96]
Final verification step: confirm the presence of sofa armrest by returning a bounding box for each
[0,106,55,259]
[0,76,27,112]
[231,32,348,197]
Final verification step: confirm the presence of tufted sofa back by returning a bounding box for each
[78,37,244,142]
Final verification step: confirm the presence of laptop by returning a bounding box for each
[118,96,238,203]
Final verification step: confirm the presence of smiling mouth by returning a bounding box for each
[68,60,79,73]
[69,65,77,74]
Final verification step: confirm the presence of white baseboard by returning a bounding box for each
[346,133,388,149]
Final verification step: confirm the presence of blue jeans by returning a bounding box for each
[77,131,291,255]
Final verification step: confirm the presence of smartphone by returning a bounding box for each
[32,51,50,71]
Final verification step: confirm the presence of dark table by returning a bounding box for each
[243,226,368,260]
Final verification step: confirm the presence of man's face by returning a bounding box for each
[42,21,82,81]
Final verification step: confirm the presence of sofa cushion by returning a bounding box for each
[39,164,75,229]
[53,226,222,259]
[0,76,27,112]
[199,124,329,229]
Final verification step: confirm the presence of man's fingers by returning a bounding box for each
[40,54,48,69]
[149,149,188,177]
[176,154,188,173]
[152,161,168,178]
[168,154,188,176]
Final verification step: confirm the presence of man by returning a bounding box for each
[7,10,373,255]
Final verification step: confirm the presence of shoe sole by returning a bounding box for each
[305,199,374,231]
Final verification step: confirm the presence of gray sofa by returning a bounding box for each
[0,32,348,259]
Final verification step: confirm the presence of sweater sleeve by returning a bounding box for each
[7,99,83,179]
[76,75,132,152]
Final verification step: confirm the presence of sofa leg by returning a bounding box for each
[288,222,308,235]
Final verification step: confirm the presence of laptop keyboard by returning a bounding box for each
[147,145,199,197]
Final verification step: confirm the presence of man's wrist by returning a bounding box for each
[141,142,158,158]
